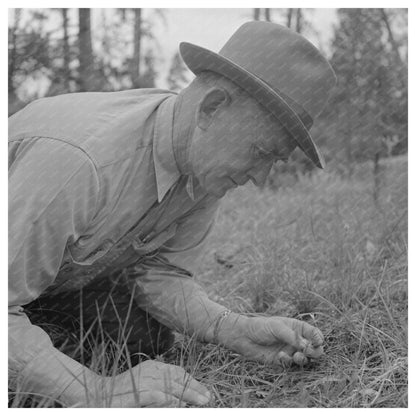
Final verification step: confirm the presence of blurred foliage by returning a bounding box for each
[268,8,407,188]
[329,9,407,163]
[8,8,408,182]
[8,8,165,114]
[166,51,191,92]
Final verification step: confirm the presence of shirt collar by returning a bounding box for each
[153,94,198,202]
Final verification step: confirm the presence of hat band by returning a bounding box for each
[253,73,313,130]
[273,88,313,130]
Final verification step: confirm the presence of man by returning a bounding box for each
[9,22,336,407]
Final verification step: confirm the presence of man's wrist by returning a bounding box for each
[211,311,247,347]
[213,309,232,343]
[19,347,101,407]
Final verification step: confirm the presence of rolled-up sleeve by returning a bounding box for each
[127,195,226,340]
[8,137,100,386]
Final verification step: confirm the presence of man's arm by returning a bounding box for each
[127,257,234,342]
[126,194,236,342]
[8,138,101,404]
[128,193,325,366]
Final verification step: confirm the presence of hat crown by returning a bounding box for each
[219,22,336,119]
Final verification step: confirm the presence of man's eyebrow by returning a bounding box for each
[255,145,283,163]
[255,143,273,155]
[260,143,282,156]
[256,138,295,160]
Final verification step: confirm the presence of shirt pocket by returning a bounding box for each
[67,235,114,266]
[132,222,178,256]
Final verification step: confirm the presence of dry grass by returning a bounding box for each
[10,156,407,408]
[171,155,407,408]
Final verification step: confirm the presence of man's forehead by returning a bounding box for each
[238,94,284,127]
[225,86,297,150]
[256,119,297,154]
[247,107,295,146]
[220,77,278,123]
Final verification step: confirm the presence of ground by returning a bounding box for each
[10,156,407,408]
[172,155,408,408]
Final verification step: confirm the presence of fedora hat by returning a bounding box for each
[179,21,336,168]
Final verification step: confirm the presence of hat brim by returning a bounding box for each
[179,42,325,169]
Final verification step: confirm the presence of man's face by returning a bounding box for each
[188,96,297,198]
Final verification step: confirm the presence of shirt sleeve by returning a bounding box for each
[8,137,100,387]
[127,195,229,340]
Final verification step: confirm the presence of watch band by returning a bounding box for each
[213,309,232,344]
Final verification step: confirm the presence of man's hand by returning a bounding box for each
[219,314,324,367]
[101,360,211,407]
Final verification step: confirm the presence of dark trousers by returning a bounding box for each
[23,273,175,372]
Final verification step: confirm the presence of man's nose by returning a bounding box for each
[249,162,273,187]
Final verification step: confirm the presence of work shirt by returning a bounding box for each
[8,88,222,389]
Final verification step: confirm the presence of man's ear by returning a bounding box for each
[197,88,231,130]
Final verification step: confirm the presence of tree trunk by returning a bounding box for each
[8,9,20,98]
[287,8,293,28]
[345,103,354,179]
[295,8,302,33]
[254,8,260,21]
[373,151,381,205]
[78,8,94,91]
[265,8,271,22]
[130,8,142,88]
[62,8,70,91]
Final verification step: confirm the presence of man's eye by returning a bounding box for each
[254,146,273,160]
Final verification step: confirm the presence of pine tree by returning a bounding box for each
[330,8,407,174]
[78,8,95,91]
[166,52,190,92]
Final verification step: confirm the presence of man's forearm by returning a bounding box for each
[131,270,244,343]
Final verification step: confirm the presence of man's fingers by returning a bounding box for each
[160,364,211,405]
[287,318,324,348]
[178,372,211,400]
[293,351,308,366]
[168,369,211,405]
[267,320,300,350]
[160,395,187,408]
[268,319,322,349]
[144,392,186,408]
[297,320,324,347]
[168,399,187,408]
[170,381,211,406]
[304,344,324,359]
[294,332,324,359]
[164,365,209,397]
[276,351,293,368]
[293,323,325,358]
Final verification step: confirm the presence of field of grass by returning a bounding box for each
[10,156,407,408]
[170,155,408,408]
